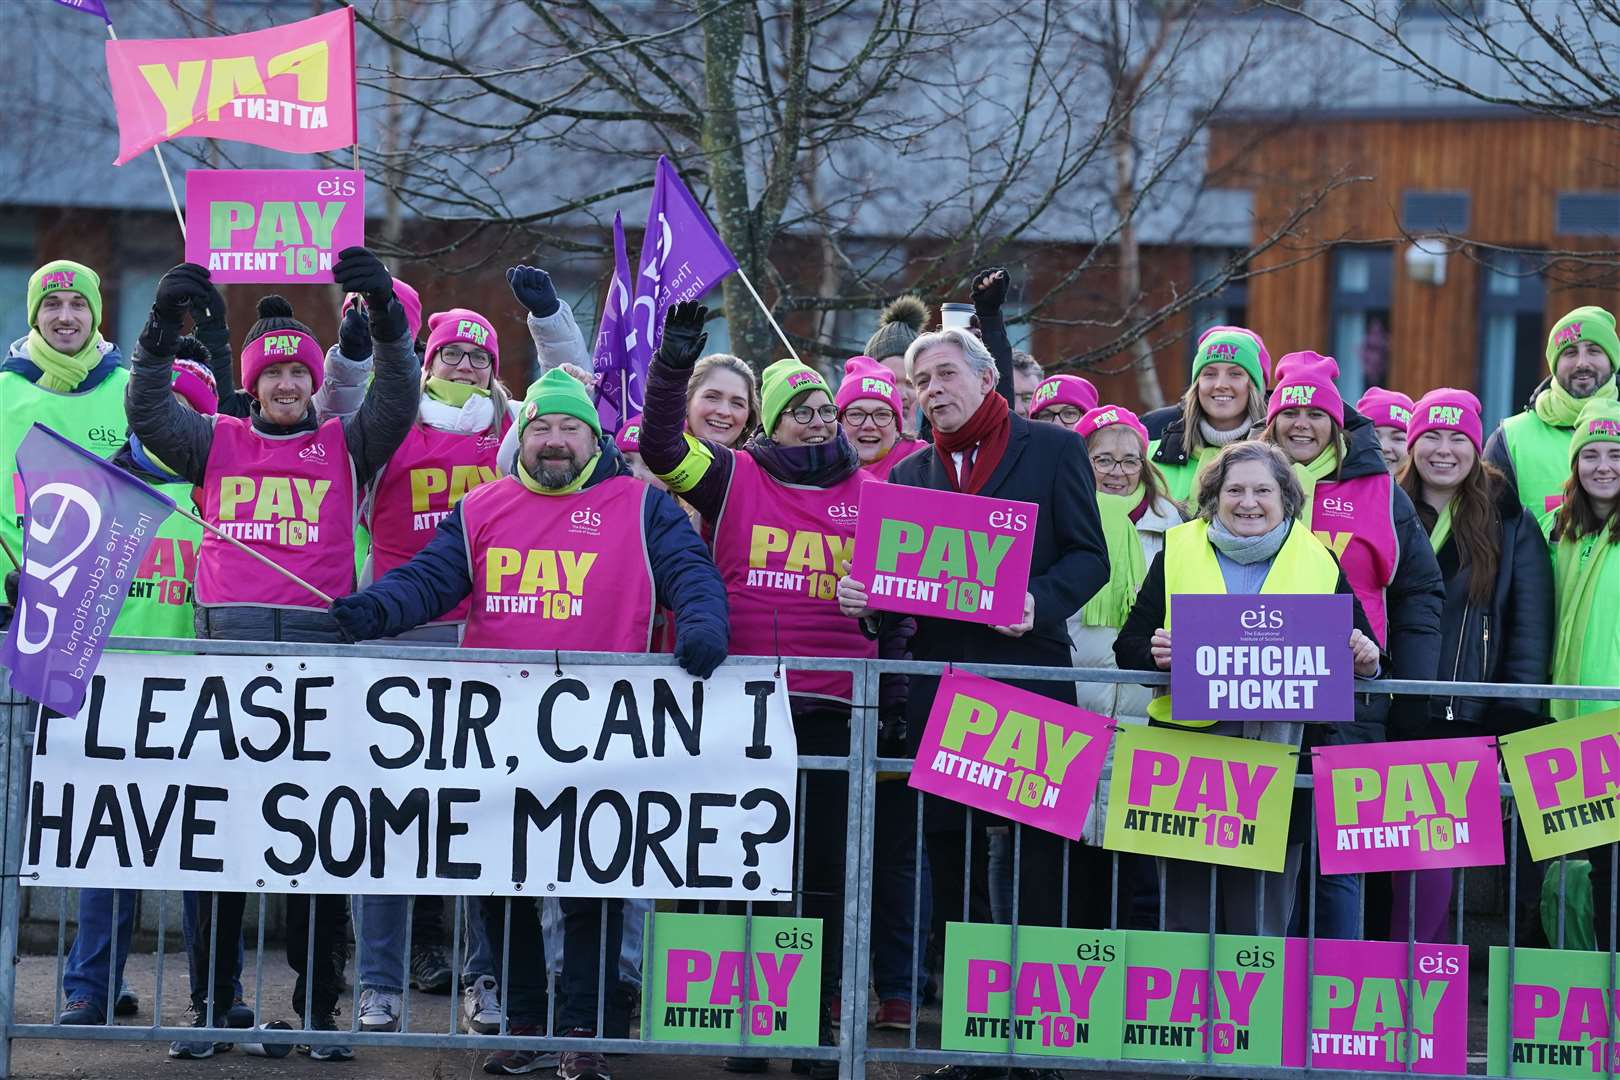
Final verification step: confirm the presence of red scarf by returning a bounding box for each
[933,391,1011,494]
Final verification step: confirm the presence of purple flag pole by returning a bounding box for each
[627,156,743,394]
[0,424,176,716]
[591,212,635,433]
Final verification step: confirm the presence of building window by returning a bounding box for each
[1554,192,1620,237]
[1401,191,1469,235]
[1477,251,1545,428]
[1188,249,1249,371]
[1329,247,1393,405]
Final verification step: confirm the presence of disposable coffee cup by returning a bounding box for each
[940,302,976,330]
[241,1019,293,1058]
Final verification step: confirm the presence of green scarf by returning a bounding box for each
[1290,445,1339,513]
[425,377,489,407]
[1081,486,1148,627]
[1534,374,1619,428]
[26,329,103,392]
[516,451,601,496]
[1550,530,1620,719]
[1427,500,1454,554]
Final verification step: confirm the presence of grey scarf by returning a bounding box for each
[1206,516,1290,564]
[1199,416,1252,448]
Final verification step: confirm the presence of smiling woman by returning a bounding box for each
[1547,397,1620,721]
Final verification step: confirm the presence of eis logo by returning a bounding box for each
[298,442,328,463]
[988,507,1030,532]
[86,426,123,447]
[569,508,602,535]
[1239,602,1285,630]
[1319,495,1355,517]
[476,433,500,451]
[826,503,859,524]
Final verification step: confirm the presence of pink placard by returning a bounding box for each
[909,671,1112,840]
[849,481,1036,626]
[185,170,365,285]
[1311,737,1504,875]
[106,9,357,165]
[1282,938,1469,1074]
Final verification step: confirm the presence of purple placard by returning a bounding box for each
[850,481,1037,626]
[1312,737,1505,875]
[185,169,365,284]
[910,671,1112,839]
[1168,593,1354,724]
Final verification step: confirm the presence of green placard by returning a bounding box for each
[1487,946,1619,1079]
[1498,710,1620,861]
[941,922,1126,1059]
[642,912,822,1047]
[1103,725,1298,872]
[1122,931,1285,1067]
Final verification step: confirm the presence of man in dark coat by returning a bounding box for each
[837,318,1110,949]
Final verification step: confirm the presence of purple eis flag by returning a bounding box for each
[626,156,740,407]
[0,425,176,716]
[592,212,635,433]
[51,0,112,22]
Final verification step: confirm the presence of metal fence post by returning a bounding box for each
[0,670,27,1080]
[843,660,879,1080]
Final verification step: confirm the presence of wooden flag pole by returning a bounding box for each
[734,268,801,362]
[0,532,18,570]
[170,504,336,606]
[105,23,187,242]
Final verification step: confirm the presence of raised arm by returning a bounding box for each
[124,265,220,486]
[330,248,422,487]
[639,302,735,521]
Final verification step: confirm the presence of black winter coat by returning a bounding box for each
[1407,479,1554,739]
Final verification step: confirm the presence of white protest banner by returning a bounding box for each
[24,653,796,899]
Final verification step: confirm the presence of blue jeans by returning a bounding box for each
[463,896,494,982]
[63,889,136,1011]
[358,896,411,994]
[1292,871,1364,939]
[871,782,926,1004]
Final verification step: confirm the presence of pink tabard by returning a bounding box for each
[369,418,509,622]
[197,417,356,609]
[711,452,876,704]
[1308,470,1399,645]
[460,474,654,652]
[863,437,929,482]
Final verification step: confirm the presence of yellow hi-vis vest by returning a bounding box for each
[1147,519,1341,727]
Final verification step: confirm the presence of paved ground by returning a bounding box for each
[5,949,935,1080]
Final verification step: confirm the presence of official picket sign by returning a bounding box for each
[185,169,365,283]
[941,924,1126,1059]
[23,653,796,898]
[643,912,822,1046]
[1281,938,1469,1074]
[1498,709,1620,861]
[1312,737,1504,875]
[849,481,1036,626]
[1486,947,1620,1080]
[909,671,1112,839]
[1168,593,1354,724]
[1102,725,1296,872]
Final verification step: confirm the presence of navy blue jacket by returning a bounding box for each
[350,440,729,650]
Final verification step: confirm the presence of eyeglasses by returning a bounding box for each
[1091,454,1143,473]
[438,346,493,370]
[1040,406,1084,425]
[842,408,895,429]
[788,404,841,425]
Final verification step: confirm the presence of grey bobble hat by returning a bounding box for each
[865,295,928,362]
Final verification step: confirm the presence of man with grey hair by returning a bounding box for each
[839,284,1110,983]
[1011,349,1043,417]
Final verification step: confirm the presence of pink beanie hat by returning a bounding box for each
[171,355,218,417]
[1267,351,1344,426]
[1406,387,1484,453]
[1356,386,1415,430]
[1077,404,1149,448]
[835,355,903,416]
[1030,374,1099,417]
[344,277,424,343]
[241,328,325,396]
[615,415,643,454]
[424,308,500,372]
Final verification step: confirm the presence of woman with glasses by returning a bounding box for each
[836,355,927,479]
[641,304,906,1077]
[1028,373,1098,430]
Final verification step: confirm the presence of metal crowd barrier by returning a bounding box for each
[0,639,1615,1080]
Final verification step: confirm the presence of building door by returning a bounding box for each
[1330,247,1393,405]
[1476,252,1545,429]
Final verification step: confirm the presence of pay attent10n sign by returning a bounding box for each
[185,169,364,284]
[849,482,1037,627]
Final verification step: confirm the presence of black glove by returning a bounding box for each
[674,627,726,680]
[656,302,709,371]
[334,247,405,344]
[329,593,384,643]
[877,704,909,759]
[153,263,214,323]
[192,276,228,329]
[507,265,560,318]
[338,306,373,361]
[969,266,1009,313]
[172,335,212,367]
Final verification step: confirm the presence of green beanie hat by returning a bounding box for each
[1547,306,1620,372]
[1569,397,1620,462]
[28,260,103,331]
[760,358,830,434]
[521,367,602,437]
[1191,326,1270,391]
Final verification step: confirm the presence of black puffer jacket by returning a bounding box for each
[1406,477,1554,739]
